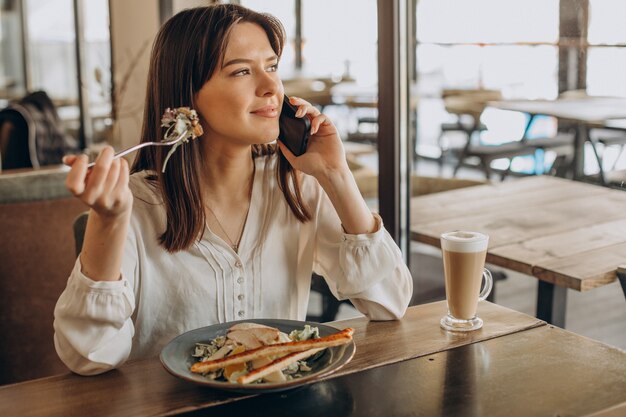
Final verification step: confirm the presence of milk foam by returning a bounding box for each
[440,231,488,253]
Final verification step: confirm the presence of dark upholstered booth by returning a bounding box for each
[0,166,86,384]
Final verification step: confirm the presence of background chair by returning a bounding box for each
[587,128,626,185]
[0,91,78,171]
[0,166,86,385]
[437,89,501,169]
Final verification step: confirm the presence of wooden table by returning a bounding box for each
[411,175,626,327]
[489,97,626,181]
[2,302,625,417]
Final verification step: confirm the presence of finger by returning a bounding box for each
[111,158,131,203]
[101,158,122,198]
[62,154,79,166]
[65,154,89,196]
[288,96,321,118]
[310,114,331,135]
[288,96,307,106]
[115,158,130,192]
[277,140,297,165]
[82,147,115,203]
[296,103,320,119]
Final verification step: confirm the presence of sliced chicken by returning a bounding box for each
[226,330,263,350]
[227,323,281,346]
[228,323,277,331]
[247,327,280,345]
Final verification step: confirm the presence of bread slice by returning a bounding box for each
[251,356,286,382]
[238,348,323,384]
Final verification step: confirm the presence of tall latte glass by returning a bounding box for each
[440,231,493,332]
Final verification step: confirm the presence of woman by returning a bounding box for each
[54,4,412,375]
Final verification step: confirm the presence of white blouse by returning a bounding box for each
[53,154,412,375]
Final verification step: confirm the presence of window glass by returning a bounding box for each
[302,0,377,85]
[83,0,112,142]
[0,2,26,102]
[83,0,110,106]
[587,47,626,97]
[417,0,558,44]
[26,0,78,102]
[587,0,626,97]
[588,0,626,44]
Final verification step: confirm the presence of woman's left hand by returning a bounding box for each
[277,96,349,180]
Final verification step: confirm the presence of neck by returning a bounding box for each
[200,139,255,204]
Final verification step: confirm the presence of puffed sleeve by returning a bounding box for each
[312,191,413,320]
[53,228,138,376]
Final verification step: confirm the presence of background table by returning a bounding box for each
[411,175,626,326]
[489,97,626,180]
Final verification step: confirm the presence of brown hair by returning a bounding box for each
[131,4,310,252]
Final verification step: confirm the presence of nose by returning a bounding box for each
[256,71,280,97]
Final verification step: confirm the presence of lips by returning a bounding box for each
[251,105,278,118]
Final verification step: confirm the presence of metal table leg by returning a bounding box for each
[536,281,567,327]
[618,266,626,299]
[572,125,588,180]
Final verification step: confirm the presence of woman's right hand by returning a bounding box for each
[64,146,133,219]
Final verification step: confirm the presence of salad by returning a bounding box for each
[189,322,354,384]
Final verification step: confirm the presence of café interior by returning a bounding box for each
[1,1,625,416]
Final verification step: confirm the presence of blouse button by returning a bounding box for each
[235,260,242,268]
[237,276,244,284]
[238,310,245,317]
[238,294,244,301]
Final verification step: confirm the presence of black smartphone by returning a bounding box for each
[278,95,311,156]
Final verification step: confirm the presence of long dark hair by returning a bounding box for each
[131,4,310,253]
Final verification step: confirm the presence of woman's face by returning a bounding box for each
[195,22,284,147]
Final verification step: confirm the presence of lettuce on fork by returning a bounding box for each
[160,107,203,172]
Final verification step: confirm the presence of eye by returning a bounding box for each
[232,68,251,77]
[267,63,279,72]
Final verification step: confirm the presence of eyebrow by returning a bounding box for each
[222,55,278,69]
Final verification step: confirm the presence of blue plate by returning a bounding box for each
[160,318,356,393]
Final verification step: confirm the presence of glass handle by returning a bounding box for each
[478,268,493,301]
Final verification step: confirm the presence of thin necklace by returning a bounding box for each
[206,165,255,253]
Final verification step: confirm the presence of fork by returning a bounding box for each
[86,130,187,168]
